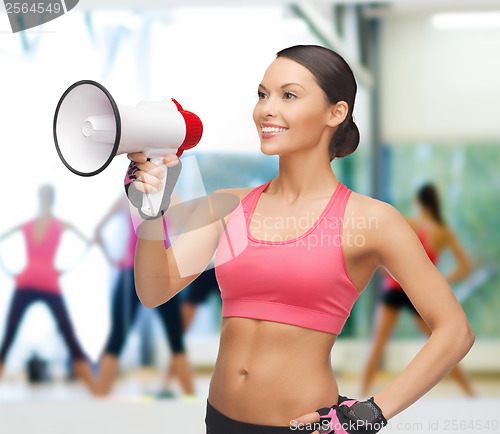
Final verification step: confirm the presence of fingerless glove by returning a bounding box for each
[124,159,182,220]
[316,395,387,434]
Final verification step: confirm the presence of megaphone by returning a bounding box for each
[53,80,203,218]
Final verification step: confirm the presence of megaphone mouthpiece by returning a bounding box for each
[82,115,116,143]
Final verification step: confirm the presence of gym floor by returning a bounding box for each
[0,369,499,434]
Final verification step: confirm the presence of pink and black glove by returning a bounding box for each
[124,159,182,220]
[316,395,387,434]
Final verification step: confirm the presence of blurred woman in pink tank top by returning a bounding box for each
[361,183,475,397]
[0,184,96,393]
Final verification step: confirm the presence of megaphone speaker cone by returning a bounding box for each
[53,80,121,177]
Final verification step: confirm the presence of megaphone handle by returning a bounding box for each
[140,156,181,219]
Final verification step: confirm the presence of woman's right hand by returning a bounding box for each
[127,152,180,194]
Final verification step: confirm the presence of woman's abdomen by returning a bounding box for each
[208,317,339,427]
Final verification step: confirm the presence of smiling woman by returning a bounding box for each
[263,46,360,161]
[253,48,358,162]
[126,44,474,434]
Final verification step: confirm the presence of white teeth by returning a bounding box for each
[262,126,288,133]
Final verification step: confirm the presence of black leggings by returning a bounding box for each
[184,268,219,304]
[0,288,88,363]
[103,268,184,356]
[205,400,316,434]
[381,287,419,315]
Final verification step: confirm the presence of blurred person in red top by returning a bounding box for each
[361,183,475,397]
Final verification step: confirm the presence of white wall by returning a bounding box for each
[380,12,500,143]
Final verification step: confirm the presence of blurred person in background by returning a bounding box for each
[0,184,95,393]
[93,195,196,398]
[361,183,475,397]
[181,265,220,332]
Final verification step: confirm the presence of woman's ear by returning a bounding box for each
[327,101,349,128]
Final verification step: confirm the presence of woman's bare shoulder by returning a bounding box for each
[205,187,256,222]
[346,191,415,257]
[345,191,409,240]
[213,187,255,201]
[347,190,399,218]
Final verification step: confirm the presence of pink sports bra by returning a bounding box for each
[214,180,359,335]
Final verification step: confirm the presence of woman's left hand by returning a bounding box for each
[292,395,388,434]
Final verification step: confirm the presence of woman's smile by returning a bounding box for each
[260,122,289,139]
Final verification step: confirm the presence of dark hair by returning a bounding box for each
[276,45,359,161]
[417,183,445,225]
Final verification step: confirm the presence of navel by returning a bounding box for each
[240,368,249,377]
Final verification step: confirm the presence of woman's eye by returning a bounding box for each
[283,92,297,100]
[257,91,268,99]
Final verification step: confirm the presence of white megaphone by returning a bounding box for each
[53,80,203,218]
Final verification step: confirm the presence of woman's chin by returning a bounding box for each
[261,150,279,157]
[260,143,282,157]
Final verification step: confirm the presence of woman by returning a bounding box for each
[126,45,474,433]
[93,195,196,398]
[0,184,95,393]
[361,183,475,397]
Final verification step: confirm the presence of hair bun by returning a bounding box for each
[331,119,359,159]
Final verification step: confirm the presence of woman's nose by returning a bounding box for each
[261,97,278,118]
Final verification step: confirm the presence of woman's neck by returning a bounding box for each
[37,209,52,221]
[273,152,338,201]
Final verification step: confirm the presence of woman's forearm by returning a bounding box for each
[134,217,174,308]
[133,196,223,308]
[373,323,474,420]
